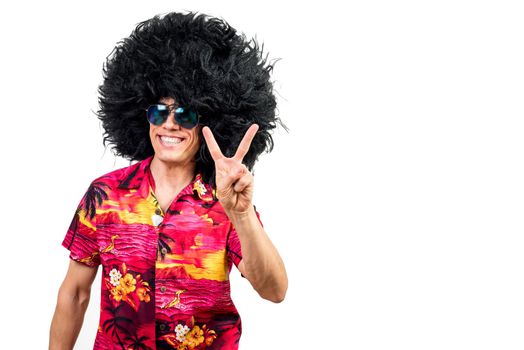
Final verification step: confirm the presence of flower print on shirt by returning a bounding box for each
[104,262,151,312]
[61,155,264,349]
[158,316,217,349]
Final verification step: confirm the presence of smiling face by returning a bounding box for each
[149,97,202,166]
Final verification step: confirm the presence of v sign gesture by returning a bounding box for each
[202,124,260,215]
[202,123,288,303]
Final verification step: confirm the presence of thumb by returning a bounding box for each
[220,166,245,189]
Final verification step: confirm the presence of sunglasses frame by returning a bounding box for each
[144,103,200,129]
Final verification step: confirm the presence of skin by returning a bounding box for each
[148,97,203,212]
[151,97,287,302]
[201,122,288,302]
[49,96,287,349]
[49,259,98,349]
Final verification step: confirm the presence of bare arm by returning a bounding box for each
[201,125,288,303]
[49,260,98,350]
[232,207,288,303]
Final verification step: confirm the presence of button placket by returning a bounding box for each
[151,195,164,227]
[151,187,188,320]
[152,212,163,227]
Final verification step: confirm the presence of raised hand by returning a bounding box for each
[202,124,259,215]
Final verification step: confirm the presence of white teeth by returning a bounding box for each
[160,136,183,144]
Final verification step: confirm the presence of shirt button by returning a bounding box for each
[159,324,166,331]
[161,247,168,255]
[155,208,162,215]
[160,286,166,293]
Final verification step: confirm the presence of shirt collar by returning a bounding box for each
[117,155,216,202]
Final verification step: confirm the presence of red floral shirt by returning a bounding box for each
[61,155,262,349]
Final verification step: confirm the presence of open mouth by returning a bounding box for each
[158,135,185,147]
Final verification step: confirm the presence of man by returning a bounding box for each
[50,11,287,350]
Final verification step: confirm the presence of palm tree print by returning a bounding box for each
[157,232,174,260]
[102,303,132,350]
[82,180,110,220]
[124,333,153,350]
[65,181,109,250]
[61,156,251,349]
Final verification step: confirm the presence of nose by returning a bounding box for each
[162,110,180,130]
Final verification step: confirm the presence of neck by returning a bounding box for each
[149,156,196,191]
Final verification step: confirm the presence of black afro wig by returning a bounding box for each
[95,10,287,188]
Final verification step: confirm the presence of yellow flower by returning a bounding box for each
[137,286,151,302]
[183,326,204,348]
[120,273,136,294]
[193,180,207,196]
[203,325,217,346]
[110,285,127,302]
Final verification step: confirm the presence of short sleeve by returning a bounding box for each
[61,182,104,268]
[227,205,264,277]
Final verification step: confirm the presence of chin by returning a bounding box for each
[154,149,194,165]
[156,151,182,163]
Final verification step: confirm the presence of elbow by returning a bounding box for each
[260,279,288,304]
[269,292,286,304]
[265,286,287,303]
[249,261,288,303]
[274,281,288,303]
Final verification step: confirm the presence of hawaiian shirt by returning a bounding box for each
[61,155,262,350]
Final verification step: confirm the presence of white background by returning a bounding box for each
[0,1,523,349]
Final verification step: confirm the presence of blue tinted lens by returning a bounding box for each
[146,105,169,125]
[174,107,199,129]
[146,105,199,128]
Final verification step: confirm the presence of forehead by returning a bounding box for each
[158,96,177,105]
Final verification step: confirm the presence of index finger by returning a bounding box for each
[233,124,259,162]
[202,126,225,160]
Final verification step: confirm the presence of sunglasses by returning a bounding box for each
[144,103,200,129]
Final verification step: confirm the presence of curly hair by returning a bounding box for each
[94,10,287,188]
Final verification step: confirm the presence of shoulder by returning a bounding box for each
[88,156,153,190]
